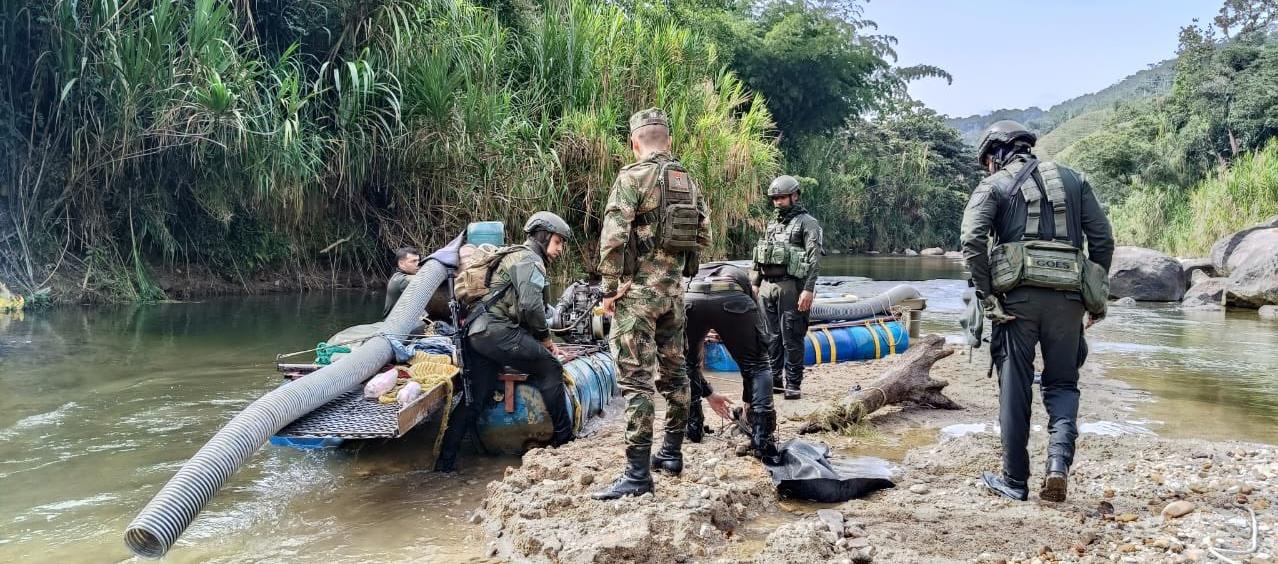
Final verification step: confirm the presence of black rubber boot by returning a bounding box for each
[772,374,783,395]
[981,471,1029,501]
[550,427,575,448]
[751,412,783,466]
[1040,457,1069,502]
[686,400,706,444]
[592,446,654,500]
[783,376,802,400]
[433,452,457,473]
[651,432,684,476]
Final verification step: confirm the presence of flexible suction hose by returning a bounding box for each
[125,240,458,558]
[809,284,920,322]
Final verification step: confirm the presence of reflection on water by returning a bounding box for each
[0,294,498,563]
[820,254,1278,445]
[2,255,1276,561]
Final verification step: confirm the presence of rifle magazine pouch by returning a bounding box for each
[990,243,1025,294]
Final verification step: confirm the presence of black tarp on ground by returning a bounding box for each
[765,439,895,502]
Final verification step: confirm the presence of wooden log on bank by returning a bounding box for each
[799,333,961,434]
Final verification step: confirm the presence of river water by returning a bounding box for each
[2,256,1276,562]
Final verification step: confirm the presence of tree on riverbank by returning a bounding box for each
[659,0,978,253]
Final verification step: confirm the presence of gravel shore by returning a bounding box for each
[472,339,1277,563]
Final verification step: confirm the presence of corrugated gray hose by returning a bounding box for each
[125,238,459,559]
[808,284,920,322]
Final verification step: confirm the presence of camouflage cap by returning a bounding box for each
[629,107,670,134]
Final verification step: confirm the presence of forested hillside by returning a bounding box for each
[1058,15,1278,255]
[946,59,1175,147]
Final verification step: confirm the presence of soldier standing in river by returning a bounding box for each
[960,120,1114,502]
[751,176,823,400]
[592,108,711,500]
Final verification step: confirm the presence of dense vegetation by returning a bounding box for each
[1058,8,1278,255]
[653,0,978,253]
[1,0,978,302]
[0,0,780,301]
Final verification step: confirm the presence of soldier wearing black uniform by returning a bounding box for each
[960,121,1115,502]
[682,262,780,464]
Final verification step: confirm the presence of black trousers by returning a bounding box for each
[991,286,1085,481]
[760,278,809,388]
[685,291,774,417]
[437,322,572,461]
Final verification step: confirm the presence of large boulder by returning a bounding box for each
[903,249,919,256]
[1205,217,1278,308]
[1210,215,1278,276]
[1108,246,1187,301]
[1182,277,1228,309]
[920,247,944,256]
[944,251,964,259]
[1226,251,1278,307]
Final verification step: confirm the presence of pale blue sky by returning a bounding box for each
[861,0,1224,117]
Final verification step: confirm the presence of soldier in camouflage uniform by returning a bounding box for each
[592,108,711,501]
[751,175,823,400]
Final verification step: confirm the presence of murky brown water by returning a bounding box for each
[2,256,1276,562]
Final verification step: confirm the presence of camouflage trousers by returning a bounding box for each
[609,288,690,449]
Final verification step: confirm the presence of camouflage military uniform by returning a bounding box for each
[598,108,710,460]
[435,242,572,472]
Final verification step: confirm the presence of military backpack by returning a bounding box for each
[628,159,703,277]
[453,244,527,310]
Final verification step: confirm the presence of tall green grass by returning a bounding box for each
[1110,138,1278,256]
[0,0,779,300]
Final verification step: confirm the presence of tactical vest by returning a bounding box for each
[990,160,1084,293]
[752,215,810,280]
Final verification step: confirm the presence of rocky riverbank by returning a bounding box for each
[472,342,1277,563]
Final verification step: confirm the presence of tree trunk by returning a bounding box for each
[799,333,961,434]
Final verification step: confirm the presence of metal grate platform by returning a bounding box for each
[276,388,402,439]
[274,344,606,442]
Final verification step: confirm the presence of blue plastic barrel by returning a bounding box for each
[466,221,505,246]
[478,352,618,454]
[704,322,910,372]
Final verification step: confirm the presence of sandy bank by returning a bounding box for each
[471,340,1277,563]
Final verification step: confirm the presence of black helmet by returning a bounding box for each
[523,211,572,240]
[976,120,1036,164]
[767,175,800,197]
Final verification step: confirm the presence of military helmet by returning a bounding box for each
[767,175,801,197]
[976,120,1036,164]
[523,211,573,240]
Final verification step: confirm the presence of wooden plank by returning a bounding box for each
[395,374,460,437]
